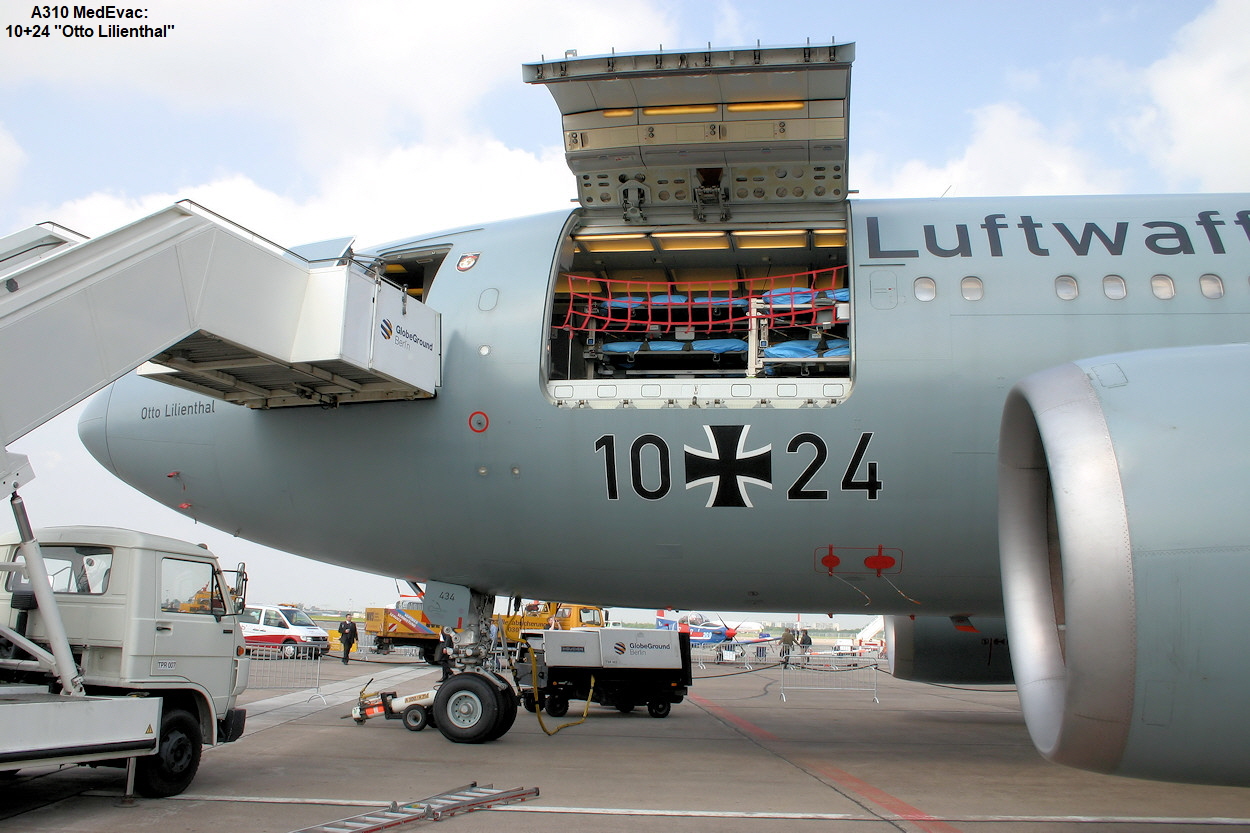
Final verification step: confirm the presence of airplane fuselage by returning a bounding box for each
[81,193,1250,617]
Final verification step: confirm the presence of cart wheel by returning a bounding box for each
[401,705,428,732]
[521,691,537,713]
[544,693,569,718]
[353,717,366,725]
[647,700,671,718]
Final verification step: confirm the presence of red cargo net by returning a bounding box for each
[555,266,847,335]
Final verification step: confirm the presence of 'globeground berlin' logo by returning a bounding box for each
[380,319,394,339]
[613,642,627,656]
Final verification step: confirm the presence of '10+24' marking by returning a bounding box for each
[594,426,881,507]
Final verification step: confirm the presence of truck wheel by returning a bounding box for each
[616,700,635,714]
[135,709,202,797]
[421,644,439,665]
[401,705,428,732]
[433,674,500,743]
[544,693,569,718]
[647,700,671,719]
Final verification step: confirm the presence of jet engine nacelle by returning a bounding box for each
[999,343,1250,785]
[884,615,1012,684]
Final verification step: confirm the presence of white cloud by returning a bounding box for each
[1130,0,1250,191]
[0,1,677,160]
[856,102,1127,199]
[33,135,574,246]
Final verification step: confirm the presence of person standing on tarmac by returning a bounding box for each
[780,627,795,667]
[338,613,359,665]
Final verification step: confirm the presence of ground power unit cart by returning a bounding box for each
[516,628,692,718]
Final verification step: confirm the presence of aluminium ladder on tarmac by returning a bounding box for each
[288,783,540,833]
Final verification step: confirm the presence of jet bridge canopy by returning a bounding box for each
[524,42,854,224]
[0,202,441,468]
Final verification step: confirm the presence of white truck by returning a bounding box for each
[0,513,249,797]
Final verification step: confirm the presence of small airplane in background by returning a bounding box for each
[654,609,767,646]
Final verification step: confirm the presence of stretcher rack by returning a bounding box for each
[287,782,540,833]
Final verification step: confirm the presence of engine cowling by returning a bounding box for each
[999,344,1250,785]
[885,615,1012,683]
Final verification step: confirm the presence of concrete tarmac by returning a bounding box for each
[4,650,1250,833]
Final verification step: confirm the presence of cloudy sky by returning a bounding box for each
[3,0,1246,616]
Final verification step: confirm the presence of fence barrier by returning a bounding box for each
[779,653,879,703]
[245,644,327,703]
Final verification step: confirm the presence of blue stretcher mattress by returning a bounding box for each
[601,339,748,355]
[762,338,850,358]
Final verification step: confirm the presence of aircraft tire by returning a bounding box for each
[433,674,500,743]
[482,685,518,741]
[647,700,671,719]
[401,705,428,732]
[544,693,569,718]
[134,708,202,797]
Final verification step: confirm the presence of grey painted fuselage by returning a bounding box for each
[81,193,1250,616]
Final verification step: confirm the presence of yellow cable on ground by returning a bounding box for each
[528,646,595,736]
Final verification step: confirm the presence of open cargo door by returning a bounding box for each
[524,41,854,226]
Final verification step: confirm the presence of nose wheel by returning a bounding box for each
[432,673,517,743]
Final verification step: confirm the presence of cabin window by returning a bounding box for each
[1151,274,1175,300]
[1102,275,1127,300]
[1054,275,1079,301]
[960,276,983,301]
[913,277,936,302]
[546,220,851,408]
[1200,273,1224,300]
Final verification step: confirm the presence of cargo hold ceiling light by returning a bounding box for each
[573,233,653,253]
[726,101,806,113]
[642,105,719,116]
[652,231,730,251]
[814,229,847,248]
[731,230,809,249]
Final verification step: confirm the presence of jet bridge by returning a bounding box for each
[0,201,440,488]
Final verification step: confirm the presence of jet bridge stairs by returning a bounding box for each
[0,201,441,489]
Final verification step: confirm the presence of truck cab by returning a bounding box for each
[497,601,605,642]
[0,526,248,796]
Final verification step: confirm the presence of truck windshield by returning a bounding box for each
[4,545,112,595]
[280,609,318,627]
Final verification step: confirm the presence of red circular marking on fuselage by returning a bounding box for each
[469,411,490,433]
